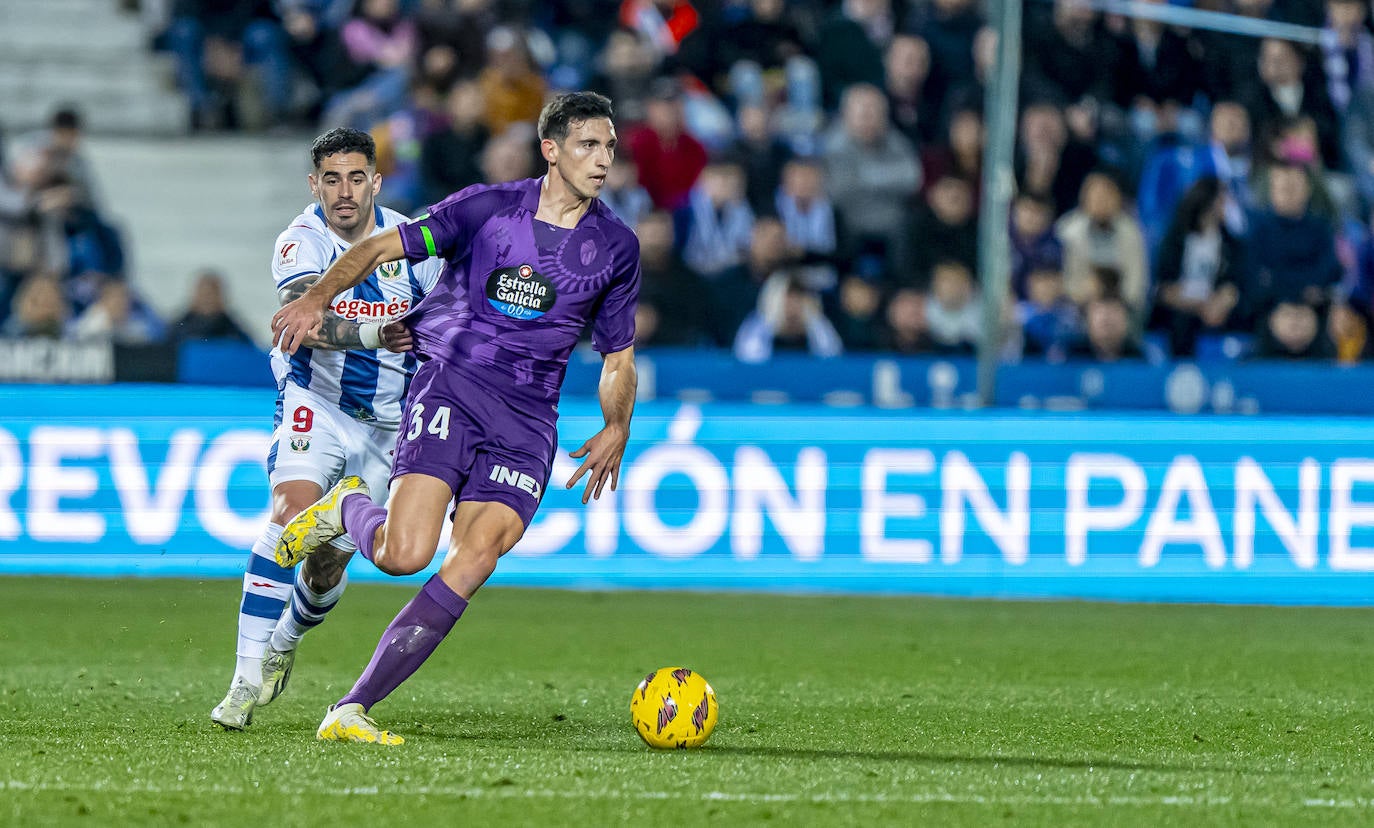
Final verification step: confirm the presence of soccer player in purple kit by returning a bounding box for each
[270,91,639,744]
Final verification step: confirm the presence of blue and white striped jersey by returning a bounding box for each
[269,203,441,429]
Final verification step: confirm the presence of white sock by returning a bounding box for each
[232,523,291,688]
[270,568,348,652]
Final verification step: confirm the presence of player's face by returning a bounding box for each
[548,118,617,201]
[309,151,381,238]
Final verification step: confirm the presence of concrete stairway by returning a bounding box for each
[0,0,188,135]
[86,134,313,345]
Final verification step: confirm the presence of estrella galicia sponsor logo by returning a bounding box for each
[489,463,542,499]
[289,435,311,452]
[485,263,557,320]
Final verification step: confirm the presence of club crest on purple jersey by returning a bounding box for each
[485,263,558,320]
[580,239,597,266]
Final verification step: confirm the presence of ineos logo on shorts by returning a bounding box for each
[489,464,542,499]
[485,264,557,320]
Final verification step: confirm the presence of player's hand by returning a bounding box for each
[271,293,327,354]
[381,320,413,353]
[566,423,629,504]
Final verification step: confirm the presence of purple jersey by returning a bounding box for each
[396,178,640,418]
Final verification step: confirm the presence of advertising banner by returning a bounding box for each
[5,385,1374,605]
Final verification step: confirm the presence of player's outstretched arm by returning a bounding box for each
[272,228,406,354]
[566,346,637,504]
[277,278,411,352]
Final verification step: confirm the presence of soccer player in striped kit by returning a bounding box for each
[211,128,441,730]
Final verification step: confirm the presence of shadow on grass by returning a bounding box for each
[697,745,1215,774]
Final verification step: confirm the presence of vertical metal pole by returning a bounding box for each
[976,0,1023,407]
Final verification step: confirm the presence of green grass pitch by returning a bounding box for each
[3,576,1374,825]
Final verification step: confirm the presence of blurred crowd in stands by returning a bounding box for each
[12,0,1374,366]
[0,105,254,347]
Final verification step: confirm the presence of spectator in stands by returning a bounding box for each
[904,175,977,288]
[815,0,891,109]
[634,210,709,347]
[480,125,538,184]
[829,274,884,351]
[925,259,980,353]
[1114,0,1203,146]
[68,279,165,345]
[1247,162,1343,318]
[478,26,548,135]
[627,77,709,211]
[2,274,69,339]
[277,0,365,123]
[420,79,489,207]
[369,80,447,214]
[589,28,658,127]
[1015,264,1080,359]
[1242,38,1341,170]
[1152,177,1244,357]
[1137,100,1253,249]
[1015,102,1097,219]
[944,24,995,119]
[823,83,921,282]
[914,0,983,125]
[774,157,842,282]
[1022,0,1119,110]
[707,216,798,346]
[165,0,293,130]
[1199,0,1274,104]
[599,153,654,231]
[728,104,793,217]
[1057,171,1149,320]
[678,0,805,100]
[1250,115,1342,222]
[413,0,495,92]
[880,287,933,354]
[883,34,938,149]
[1320,0,1374,117]
[1009,191,1062,299]
[1327,301,1369,362]
[1069,296,1146,362]
[171,268,253,344]
[320,0,418,131]
[677,157,756,279]
[1255,300,1331,359]
[921,107,983,201]
[734,272,843,363]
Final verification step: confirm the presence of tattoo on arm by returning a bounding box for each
[279,278,363,350]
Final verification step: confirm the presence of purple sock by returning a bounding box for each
[337,575,467,710]
[340,492,387,563]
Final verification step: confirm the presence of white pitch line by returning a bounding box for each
[0,779,1275,808]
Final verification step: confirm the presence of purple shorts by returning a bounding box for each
[392,359,557,527]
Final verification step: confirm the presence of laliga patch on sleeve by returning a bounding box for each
[278,239,301,267]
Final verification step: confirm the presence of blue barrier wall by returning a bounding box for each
[7,385,1374,605]
[179,341,1374,415]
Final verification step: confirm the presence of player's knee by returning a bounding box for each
[372,538,429,576]
[270,495,318,526]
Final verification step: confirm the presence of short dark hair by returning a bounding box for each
[537,91,614,143]
[51,106,81,131]
[310,128,376,169]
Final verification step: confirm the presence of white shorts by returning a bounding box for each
[268,383,396,552]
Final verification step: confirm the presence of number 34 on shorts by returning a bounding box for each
[405,402,451,441]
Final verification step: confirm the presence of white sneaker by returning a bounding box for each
[276,476,369,567]
[210,676,259,730]
[316,703,404,745]
[258,645,295,706]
